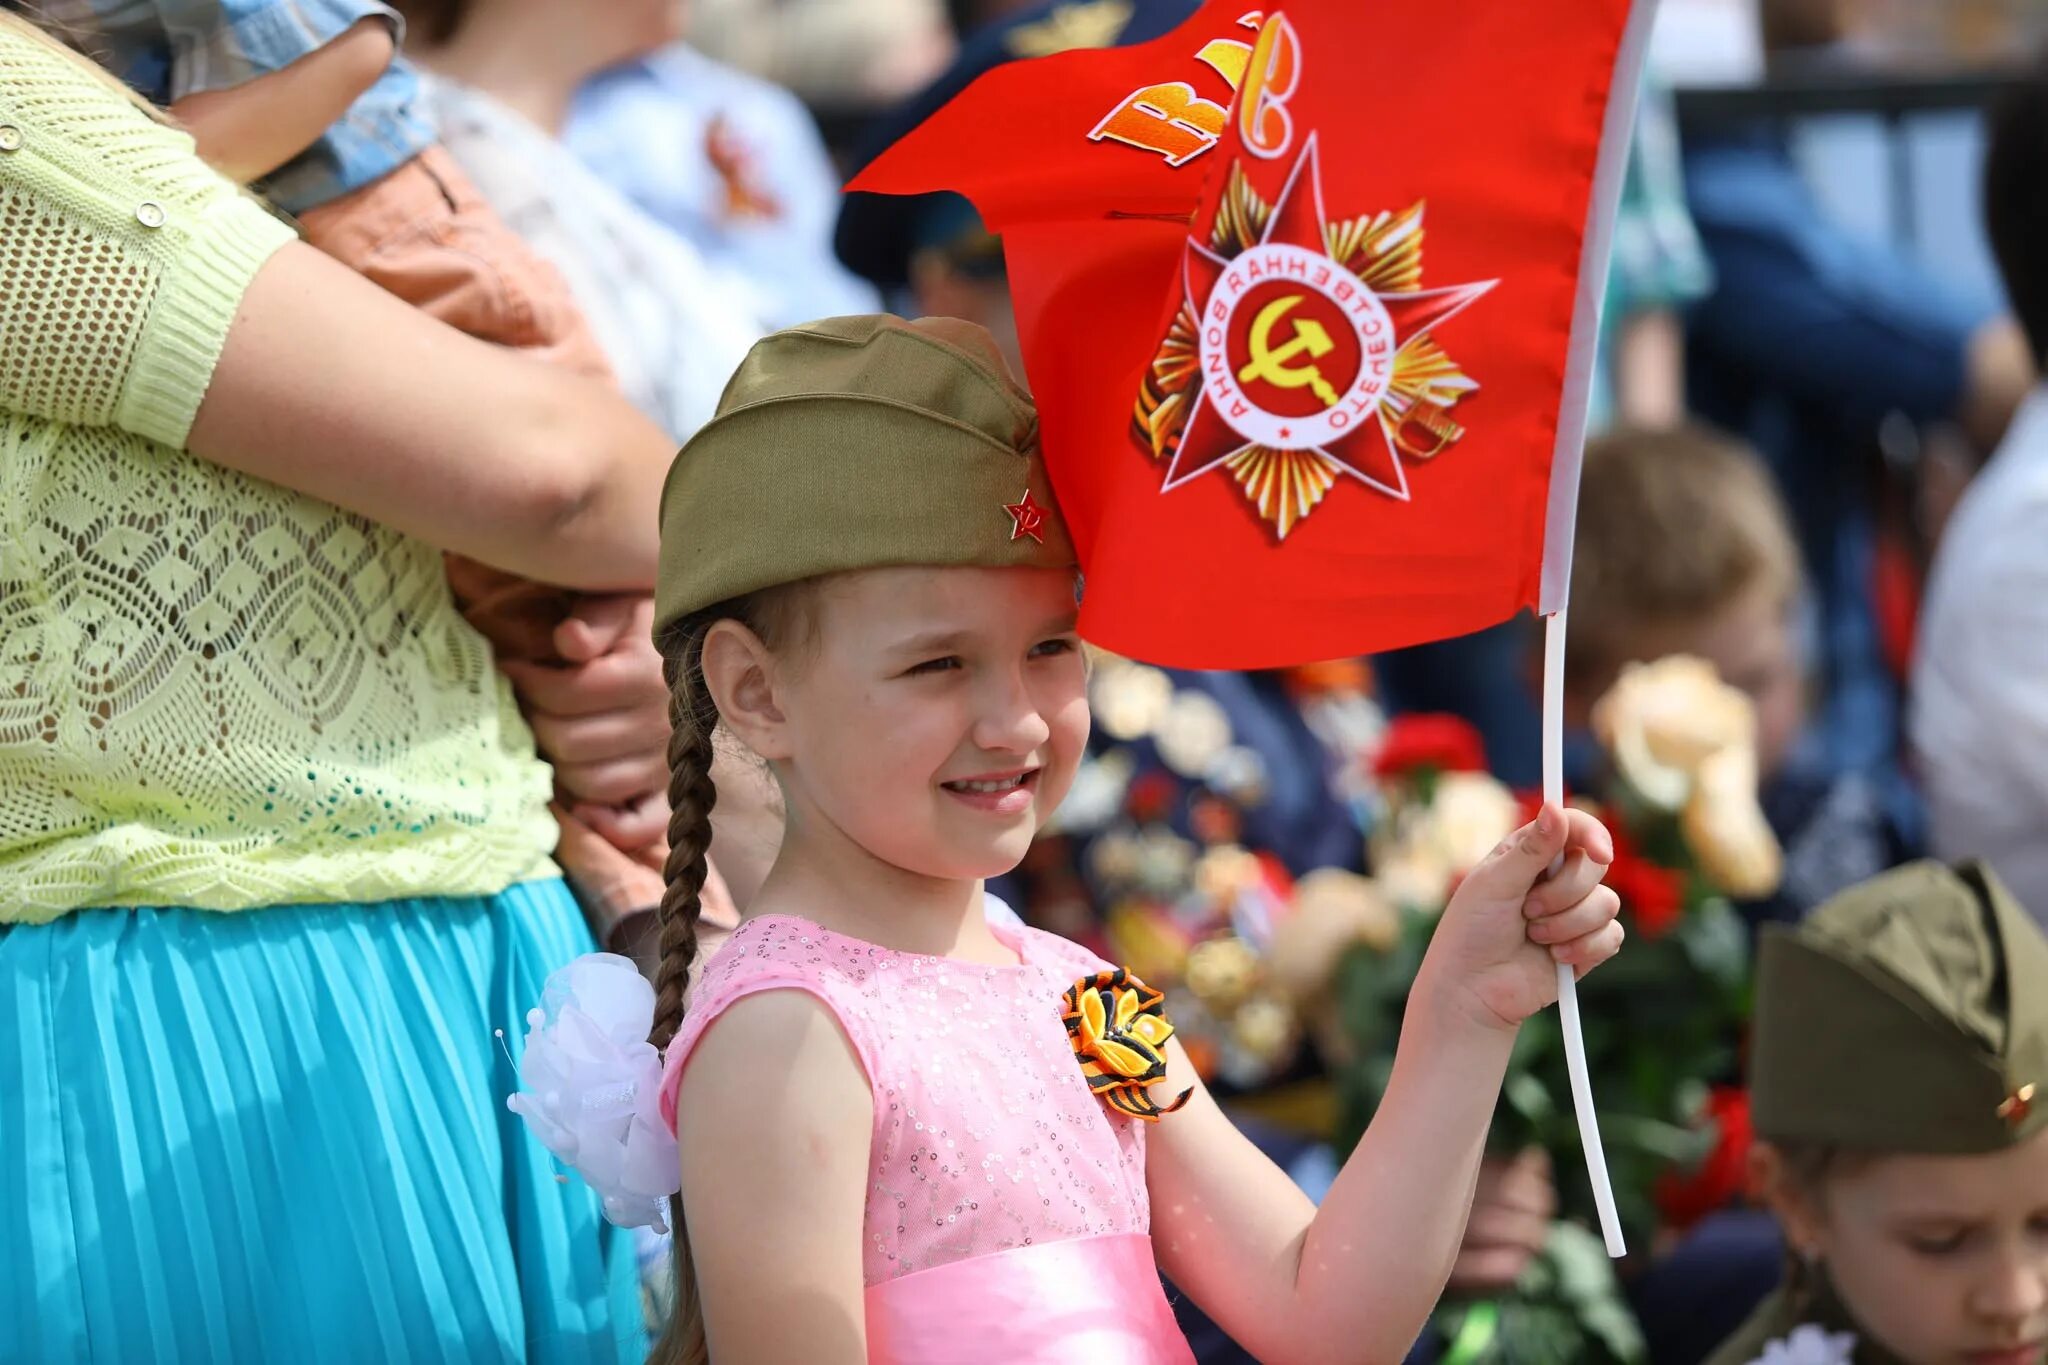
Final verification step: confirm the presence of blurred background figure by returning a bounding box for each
[394,0,768,437]
[1912,51,2048,928]
[567,2,883,329]
[670,0,955,146]
[1681,0,2033,805]
[833,0,1201,380]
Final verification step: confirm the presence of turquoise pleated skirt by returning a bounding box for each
[0,879,648,1364]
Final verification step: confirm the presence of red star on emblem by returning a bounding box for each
[1004,489,1049,543]
[1158,134,1496,510]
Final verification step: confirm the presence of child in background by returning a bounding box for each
[1563,425,1919,926]
[1560,424,1932,1365]
[26,1,427,215]
[514,313,1626,1363]
[1703,859,2048,1365]
[1566,425,1807,791]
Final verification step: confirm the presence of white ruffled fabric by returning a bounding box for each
[505,953,680,1231]
[1749,1324,1858,1365]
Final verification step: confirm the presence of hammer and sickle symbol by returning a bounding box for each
[1238,294,1340,408]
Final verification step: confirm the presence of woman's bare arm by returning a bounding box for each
[188,240,673,588]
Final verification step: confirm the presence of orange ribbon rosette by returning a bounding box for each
[1061,968,1194,1122]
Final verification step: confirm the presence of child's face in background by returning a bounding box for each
[1612,583,1808,779]
[771,565,1088,882]
[1782,1134,2048,1365]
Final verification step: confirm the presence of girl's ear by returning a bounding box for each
[1751,1142,1826,1258]
[701,618,792,762]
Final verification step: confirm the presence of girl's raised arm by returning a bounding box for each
[1146,807,1618,1364]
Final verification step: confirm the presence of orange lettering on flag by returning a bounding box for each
[1194,38,1252,89]
[1237,14,1300,159]
[1092,10,1294,168]
[1088,82,1230,165]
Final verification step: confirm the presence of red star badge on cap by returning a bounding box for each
[2000,1082,2037,1129]
[1005,489,1049,543]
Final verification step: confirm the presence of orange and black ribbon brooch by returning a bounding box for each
[1062,968,1193,1122]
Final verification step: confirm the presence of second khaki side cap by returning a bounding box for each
[654,314,1077,636]
[1751,859,2048,1154]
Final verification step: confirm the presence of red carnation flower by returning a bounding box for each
[1253,851,1294,903]
[1655,1087,1754,1230]
[1126,769,1179,824]
[1605,824,1684,941]
[1372,714,1488,781]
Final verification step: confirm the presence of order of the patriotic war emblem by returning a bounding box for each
[1134,136,1497,539]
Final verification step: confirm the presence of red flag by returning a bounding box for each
[850,0,1654,668]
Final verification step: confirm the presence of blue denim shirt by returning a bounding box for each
[21,0,434,214]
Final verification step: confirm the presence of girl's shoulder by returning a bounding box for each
[690,912,1115,1000]
[1006,921,1119,984]
[690,913,905,1005]
[681,914,890,1046]
[659,915,889,1132]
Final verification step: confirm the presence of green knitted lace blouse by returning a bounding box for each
[0,27,557,921]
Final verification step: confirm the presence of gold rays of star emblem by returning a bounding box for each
[1133,160,1487,539]
[1006,0,1136,59]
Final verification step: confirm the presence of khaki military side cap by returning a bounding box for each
[654,314,1077,636]
[1752,860,2048,1153]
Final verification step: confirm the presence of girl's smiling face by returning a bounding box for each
[717,564,1089,884]
[1766,1132,2048,1365]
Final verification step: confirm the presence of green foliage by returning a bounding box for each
[1331,799,1754,1363]
[1427,1226,1645,1365]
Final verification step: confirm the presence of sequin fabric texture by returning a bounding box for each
[665,915,1152,1283]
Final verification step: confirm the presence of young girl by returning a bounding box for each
[514,313,1626,1363]
[1705,860,2048,1365]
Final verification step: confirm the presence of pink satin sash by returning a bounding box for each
[864,1233,1196,1364]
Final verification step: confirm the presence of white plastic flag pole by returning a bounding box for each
[1534,0,1661,1264]
[1543,606,1626,1258]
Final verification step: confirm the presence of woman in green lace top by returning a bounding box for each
[0,16,672,1359]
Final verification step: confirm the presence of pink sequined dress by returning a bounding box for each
[657,913,1196,1364]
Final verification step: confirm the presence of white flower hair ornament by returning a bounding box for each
[504,953,680,1232]
[1749,1324,1858,1365]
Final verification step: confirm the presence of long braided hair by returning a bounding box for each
[647,586,811,1365]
